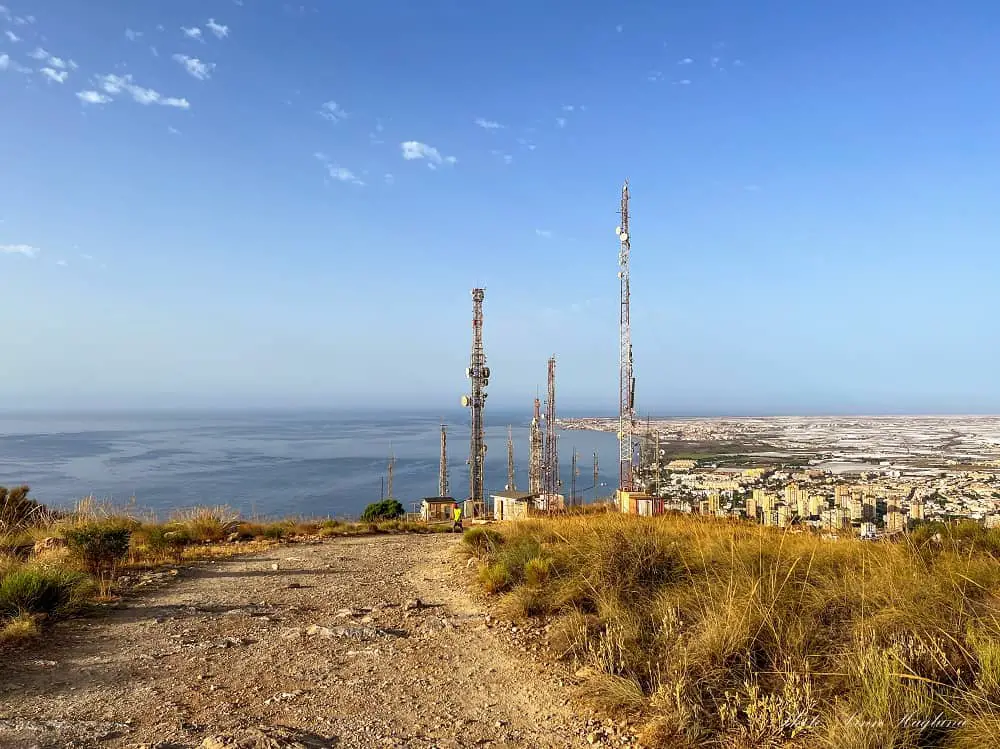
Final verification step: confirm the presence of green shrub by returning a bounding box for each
[65,524,132,593]
[478,562,511,594]
[171,506,239,543]
[361,499,405,522]
[262,523,290,540]
[463,526,504,555]
[0,486,54,530]
[0,565,89,619]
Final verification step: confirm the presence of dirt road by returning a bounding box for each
[0,534,601,748]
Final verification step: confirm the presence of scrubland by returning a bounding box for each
[465,511,1000,748]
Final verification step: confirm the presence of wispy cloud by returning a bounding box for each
[28,47,47,60]
[77,90,112,104]
[0,54,30,73]
[4,30,18,42]
[0,244,39,258]
[555,117,567,128]
[474,117,503,130]
[319,100,347,123]
[0,5,8,20]
[55,259,67,267]
[647,71,663,83]
[535,229,553,238]
[173,54,214,80]
[181,26,203,41]
[516,138,537,151]
[490,149,513,165]
[125,28,142,41]
[677,57,694,65]
[40,67,68,84]
[206,19,229,39]
[29,48,74,70]
[313,152,364,186]
[94,74,190,108]
[11,14,33,25]
[384,173,394,185]
[562,105,576,112]
[167,126,181,135]
[400,141,456,169]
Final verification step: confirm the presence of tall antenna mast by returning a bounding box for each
[543,356,559,496]
[593,451,599,503]
[654,429,660,497]
[617,181,636,493]
[462,288,489,513]
[439,422,449,497]
[387,447,395,499]
[529,397,543,494]
[571,447,579,507]
[506,425,516,491]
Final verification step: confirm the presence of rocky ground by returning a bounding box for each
[0,534,633,748]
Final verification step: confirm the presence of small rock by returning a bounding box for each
[226,532,240,542]
[587,732,599,745]
[271,563,280,571]
[403,598,422,611]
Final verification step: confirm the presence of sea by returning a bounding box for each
[0,410,621,519]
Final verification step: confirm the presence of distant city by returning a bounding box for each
[560,415,1000,537]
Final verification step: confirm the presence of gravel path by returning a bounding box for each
[0,534,595,748]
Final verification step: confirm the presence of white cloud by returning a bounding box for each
[56,259,67,266]
[314,152,364,186]
[125,28,143,41]
[502,154,513,164]
[77,90,112,104]
[206,19,229,39]
[516,138,537,151]
[319,100,347,122]
[150,46,159,57]
[677,79,691,85]
[81,253,93,261]
[173,54,214,80]
[677,57,694,65]
[400,141,457,169]
[0,5,8,20]
[555,117,567,128]
[11,14,32,25]
[95,73,190,108]
[181,26,203,41]
[40,67,68,83]
[562,105,575,112]
[384,173,394,185]
[474,117,503,130]
[0,244,39,258]
[647,71,663,82]
[445,155,457,165]
[0,54,29,73]
[711,56,722,68]
[167,126,181,135]
[4,30,19,42]
[28,47,47,60]
[734,59,744,67]
[535,229,553,238]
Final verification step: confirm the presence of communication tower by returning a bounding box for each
[387,448,395,499]
[543,356,559,496]
[462,288,489,514]
[506,425,516,491]
[529,397,543,494]
[593,451,600,502]
[439,423,449,498]
[570,447,579,506]
[616,181,637,492]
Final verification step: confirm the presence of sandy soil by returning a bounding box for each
[0,534,615,748]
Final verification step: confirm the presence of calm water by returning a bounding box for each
[0,410,620,518]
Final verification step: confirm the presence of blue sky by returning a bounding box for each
[2,0,999,415]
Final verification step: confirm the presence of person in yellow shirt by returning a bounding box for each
[452,503,463,532]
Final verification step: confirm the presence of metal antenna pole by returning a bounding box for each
[439,422,449,498]
[617,181,636,493]
[387,447,395,499]
[506,425,516,491]
[462,289,488,515]
[544,356,558,496]
[571,447,579,507]
[593,451,599,502]
[529,397,543,494]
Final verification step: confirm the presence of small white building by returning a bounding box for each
[492,491,537,521]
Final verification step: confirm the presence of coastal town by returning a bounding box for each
[560,415,1000,538]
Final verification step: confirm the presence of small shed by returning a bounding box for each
[492,490,538,521]
[421,497,457,522]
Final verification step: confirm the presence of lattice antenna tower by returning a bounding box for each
[529,397,543,494]
[543,356,559,495]
[506,425,516,491]
[439,422,449,498]
[616,181,637,492]
[462,288,489,509]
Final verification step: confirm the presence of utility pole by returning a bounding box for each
[654,430,661,497]
[387,448,395,499]
[439,423,449,498]
[506,425,516,491]
[616,181,637,494]
[462,289,489,515]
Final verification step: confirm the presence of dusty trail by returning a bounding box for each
[0,534,596,748]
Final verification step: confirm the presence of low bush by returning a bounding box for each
[64,524,131,595]
[361,499,405,522]
[463,526,504,556]
[171,506,240,543]
[0,565,89,619]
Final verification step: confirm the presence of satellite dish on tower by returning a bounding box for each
[620,232,629,243]
[461,395,471,407]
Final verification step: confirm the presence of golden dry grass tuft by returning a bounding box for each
[472,512,1000,748]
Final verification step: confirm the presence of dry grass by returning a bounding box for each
[469,513,1000,748]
